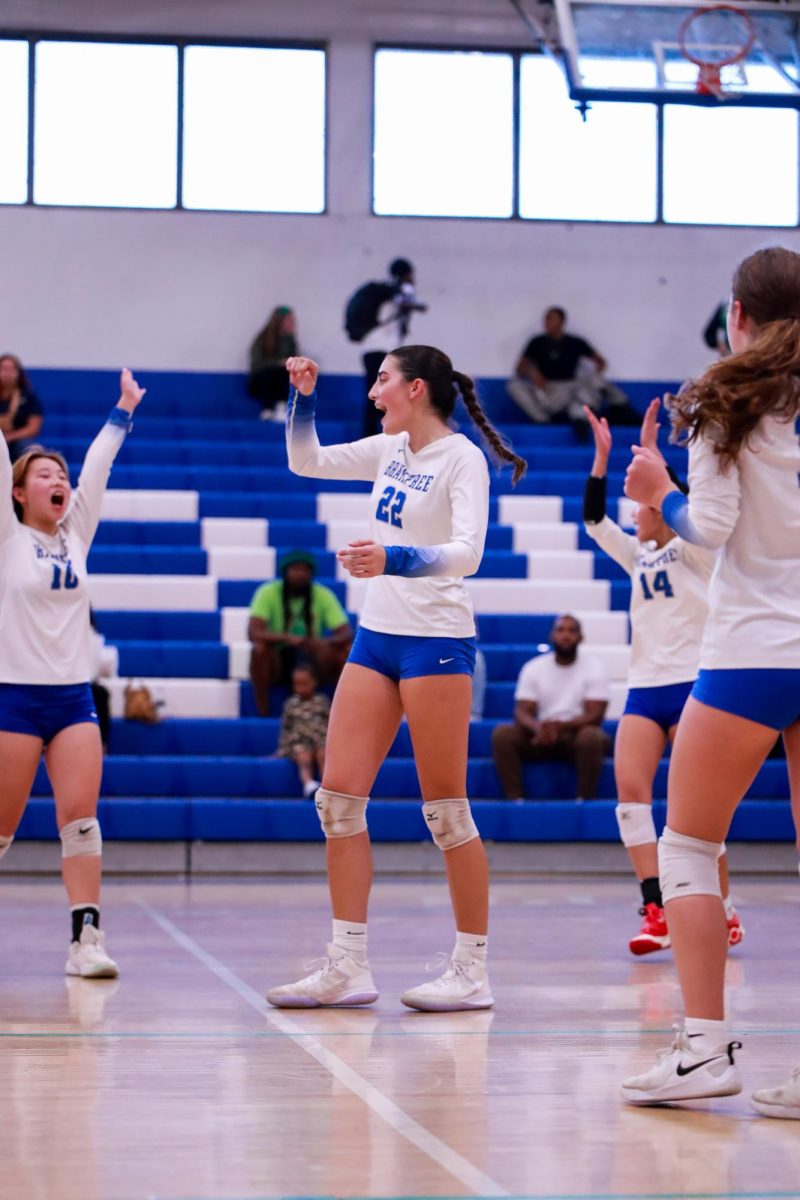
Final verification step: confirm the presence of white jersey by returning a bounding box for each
[286,388,489,637]
[664,412,800,669]
[584,516,714,687]
[0,416,129,684]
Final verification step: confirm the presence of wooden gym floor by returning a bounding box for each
[2,873,799,1200]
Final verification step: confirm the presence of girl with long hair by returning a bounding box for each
[266,346,526,1012]
[619,247,800,1114]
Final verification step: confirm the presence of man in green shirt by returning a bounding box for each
[248,549,353,716]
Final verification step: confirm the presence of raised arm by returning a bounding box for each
[582,405,638,575]
[0,429,15,545]
[286,356,384,481]
[625,435,740,550]
[68,368,144,549]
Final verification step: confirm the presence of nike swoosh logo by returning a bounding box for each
[79,826,94,834]
[676,1055,725,1076]
[439,657,454,664]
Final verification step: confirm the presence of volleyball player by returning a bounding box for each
[266,348,526,1011]
[583,401,742,954]
[618,247,800,1113]
[0,369,145,978]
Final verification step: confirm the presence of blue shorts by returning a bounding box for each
[348,627,477,682]
[623,681,694,733]
[0,683,99,743]
[692,668,800,732]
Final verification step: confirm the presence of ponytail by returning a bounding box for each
[452,371,527,486]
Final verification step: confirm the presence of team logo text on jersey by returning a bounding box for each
[383,459,435,493]
[33,543,69,563]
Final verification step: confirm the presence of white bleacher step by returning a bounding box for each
[525,551,593,581]
[317,494,372,523]
[101,490,198,521]
[608,681,626,720]
[105,678,240,719]
[220,606,629,645]
[512,523,578,552]
[346,577,610,614]
[207,546,276,580]
[326,520,370,551]
[201,518,268,548]
[498,496,562,523]
[89,575,217,611]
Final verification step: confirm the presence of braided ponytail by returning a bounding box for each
[453,371,528,486]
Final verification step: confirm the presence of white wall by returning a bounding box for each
[1,0,798,379]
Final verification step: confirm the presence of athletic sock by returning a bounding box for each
[332,918,368,964]
[454,930,488,964]
[71,905,100,944]
[722,894,735,919]
[685,1016,729,1054]
[640,876,663,908]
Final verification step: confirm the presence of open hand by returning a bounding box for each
[583,405,611,462]
[337,539,386,579]
[286,356,319,396]
[639,398,665,459]
[118,368,146,414]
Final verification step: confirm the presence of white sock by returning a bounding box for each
[332,919,368,963]
[454,930,488,964]
[722,894,735,919]
[685,1016,728,1053]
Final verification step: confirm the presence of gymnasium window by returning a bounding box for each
[372,48,514,218]
[182,46,326,214]
[33,41,179,209]
[662,73,799,226]
[519,55,658,223]
[0,40,29,205]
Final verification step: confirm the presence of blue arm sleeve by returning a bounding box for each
[383,544,451,578]
[662,489,704,545]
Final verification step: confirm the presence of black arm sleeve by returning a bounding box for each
[666,464,689,496]
[583,474,607,524]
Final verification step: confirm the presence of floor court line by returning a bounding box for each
[139,900,511,1200]
[5,1027,800,1040]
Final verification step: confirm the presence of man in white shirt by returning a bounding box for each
[491,614,611,801]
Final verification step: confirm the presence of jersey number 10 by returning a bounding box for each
[51,561,79,590]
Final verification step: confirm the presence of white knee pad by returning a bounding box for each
[314,788,368,839]
[60,817,102,858]
[658,825,722,904]
[422,798,479,851]
[0,834,13,862]
[615,803,657,849]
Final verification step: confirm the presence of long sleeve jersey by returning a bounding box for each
[0,409,131,684]
[584,516,713,687]
[662,412,800,669]
[286,389,489,637]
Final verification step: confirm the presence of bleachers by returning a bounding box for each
[19,369,792,843]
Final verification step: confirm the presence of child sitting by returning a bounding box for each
[276,664,330,798]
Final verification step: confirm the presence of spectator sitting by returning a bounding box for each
[248,549,353,717]
[702,301,731,357]
[0,353,44,462]
[276,664,330,798]
[491,613,611,801]
[248,306,298,421]
[507,307,637,438]
[88,608,118,752]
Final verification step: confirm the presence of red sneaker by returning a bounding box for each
[629,903,671,956]
[727,908,745,947]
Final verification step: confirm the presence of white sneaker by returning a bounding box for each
[65,925,119,979]
[751,1067,800,1119]
[266,944,378,1008]
[303,779,320,798]
[401,953,494,1012]
[621,1027,742,1105]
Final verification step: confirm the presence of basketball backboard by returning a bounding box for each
[551,0,800,105]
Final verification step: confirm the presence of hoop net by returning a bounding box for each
[678,4,756,97]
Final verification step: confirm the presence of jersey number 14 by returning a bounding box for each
[639,569,673,601]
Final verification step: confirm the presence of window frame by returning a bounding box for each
[0,28,328,216]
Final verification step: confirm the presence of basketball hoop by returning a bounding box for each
[678,4,755,99]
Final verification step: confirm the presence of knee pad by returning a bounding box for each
[658,825,722,904]
[0,834,12,862]
[314,788,368,839]
[60,817,102,858]
[615,803,657,849]
[422,798,479,851]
